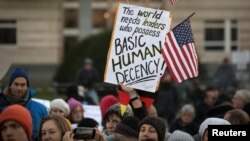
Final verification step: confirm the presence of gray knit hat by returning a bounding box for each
[138,116,166,141]
[199,118,230,139]
[168,130,194,141]
[50,98,70,116]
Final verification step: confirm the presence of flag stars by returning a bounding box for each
[173,20,194,47]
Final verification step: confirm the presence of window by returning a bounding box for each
[204,20,238,52]
[92,9,107,28]
[64,9,78,28]
[0,20,17,45]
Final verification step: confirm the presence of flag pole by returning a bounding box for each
[145,0,150,7]
[126,0,130,4]
[185,12,196,21]
[158,0,166,9]
[173,12,196,30]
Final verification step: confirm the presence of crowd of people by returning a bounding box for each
[0,58,250,141]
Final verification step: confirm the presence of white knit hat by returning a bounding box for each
[50,98,70,116]
[168,130,194,141]
[199,118,230,139]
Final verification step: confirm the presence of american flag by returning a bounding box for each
[162,19,198,83]
[170,0,177,5]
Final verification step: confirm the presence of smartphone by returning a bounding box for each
[73,127,96,140]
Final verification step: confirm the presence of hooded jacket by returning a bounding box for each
[0,87,48,140]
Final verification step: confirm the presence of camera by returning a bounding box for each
[73,127,96,140]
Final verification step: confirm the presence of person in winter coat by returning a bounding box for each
[0,68,48,140]
[0,105,33,141]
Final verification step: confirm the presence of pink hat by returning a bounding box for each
[67,97,83,111]
[100,95,118,118]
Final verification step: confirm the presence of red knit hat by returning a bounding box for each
[100,95,118,118]
[0,105,32,140]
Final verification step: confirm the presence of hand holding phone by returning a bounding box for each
[73,127,96,140]
[62,131,74,141]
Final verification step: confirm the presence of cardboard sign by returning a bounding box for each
[104,3,172,92]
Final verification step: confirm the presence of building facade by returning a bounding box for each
[0,0,63,86]
[1,0,249,86]
[64,0,250,63]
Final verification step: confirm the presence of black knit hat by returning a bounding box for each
[206,103,234,118]
[115,116,139,138]
[138,116,166,141]
[78,117,99,128]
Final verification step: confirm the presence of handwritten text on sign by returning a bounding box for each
[104,3,172,92]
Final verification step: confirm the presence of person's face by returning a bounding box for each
[71,106,83,123]
[181,112,193,124]
[50,108,66,117]
[232,93,245,109]
[205,90,218,107]
[1,120,29,141]
[41,120,62,141]
[139,124,158,141]
[84,64,92,70]
[202,130,208,141]
[105,114,121,135]
[10,77,28,98]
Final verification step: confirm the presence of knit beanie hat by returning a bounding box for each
[100,95,118,118]
[84,58,93,65]
[168,130,194,141]
[138,116,166,141]
[78,117,99,128]
[115,116,139,138]
[104,103,133,120]
[199,118,230,139]
[206,103,234,118]
[50,98,70,116]
[0,105,32,140]
[67,97,83,111]
[9,68,29,86]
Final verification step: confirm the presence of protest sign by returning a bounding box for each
[104,3,172,92]
[32,98,50,111]
[84,105,102,129]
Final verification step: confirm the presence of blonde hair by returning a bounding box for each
[236,89,250,104]
[39,115,72,140]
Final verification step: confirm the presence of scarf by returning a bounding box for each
[4,87,29,105]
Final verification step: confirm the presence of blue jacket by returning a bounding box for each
[0,87,48,140]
